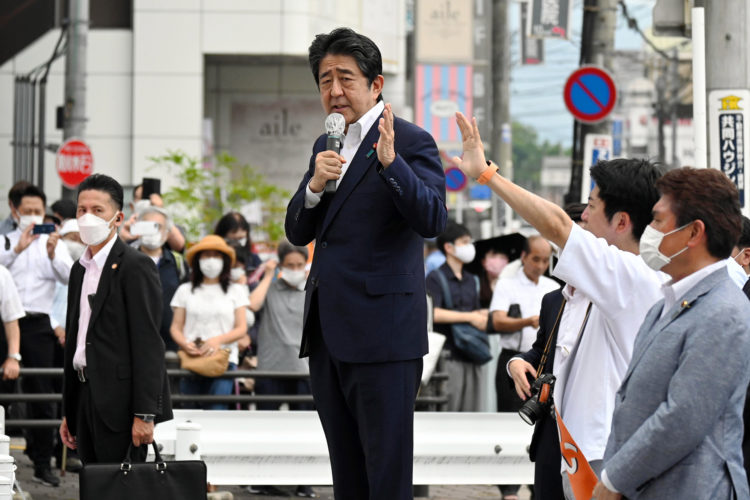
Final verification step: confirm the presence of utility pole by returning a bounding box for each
[62,0,88,199]
[566,0,617,204]
[704,1,749,165]
[490,0,512,235]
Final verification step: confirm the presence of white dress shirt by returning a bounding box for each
[552,223,665,464]
[0,265,25,323]
[305,100,385,209]
[0,229,72,314]
[660,260,728,319]
[489,271,560,352]
[725,256,748,289]
[73,235,118,369]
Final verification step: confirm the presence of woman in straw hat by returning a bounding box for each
[169,235,249,409]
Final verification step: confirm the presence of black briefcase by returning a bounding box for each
[80,442,207,500]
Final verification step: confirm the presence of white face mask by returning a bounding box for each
[140,232,166,250]
[77,212,118,246]
[453,243,476,264]
[199,257,224,279]
[64,240,86,260]
[639,223,691,271]
[132,199,151,215]
[18,215,44,232]
[280,268,306,288]
[230,267,246,282]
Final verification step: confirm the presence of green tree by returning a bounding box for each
[511,121,569,192]
[150,151,290,244]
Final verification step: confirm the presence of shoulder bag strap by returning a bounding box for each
[535,298,567,377]
[433,269,455,310]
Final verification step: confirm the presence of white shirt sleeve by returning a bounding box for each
[553,223,661,317]
[50,238,73,285]
[305,181,324,209]
[170,283,189,309]
[489,277,512,313]
[230,284,251,309]
[600,469,619,493]
[0,266,24,322]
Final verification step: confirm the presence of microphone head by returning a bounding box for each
[325,113,346,136]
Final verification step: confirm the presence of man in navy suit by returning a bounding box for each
[285,28,447,500]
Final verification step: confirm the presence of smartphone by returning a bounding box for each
[131,220,160,236]
[32,223,56,235]
[141,177,161,199]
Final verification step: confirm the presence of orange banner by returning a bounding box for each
[555,407,598,500]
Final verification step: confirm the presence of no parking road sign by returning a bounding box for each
[445,167,468,192]
[564,66,617,124]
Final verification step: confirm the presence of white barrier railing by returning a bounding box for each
[153,410,534,486]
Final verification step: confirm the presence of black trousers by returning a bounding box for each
[19,316,56,470]
[307,294,422,500]
[74,380,147,465]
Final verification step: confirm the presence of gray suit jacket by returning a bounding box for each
[603,267,750,499]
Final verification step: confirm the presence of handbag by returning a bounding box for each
[178,347,230,377]
[433,270,492,365]
[80,442,207,500]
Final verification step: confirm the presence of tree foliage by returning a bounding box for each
[150,151,290,244]
[511,121,570,192]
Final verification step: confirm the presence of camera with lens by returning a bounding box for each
[518,373,556,426]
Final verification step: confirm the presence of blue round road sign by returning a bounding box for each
[564,66,617,123]
[445,167,467,192]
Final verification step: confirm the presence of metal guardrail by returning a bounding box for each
[1,368,450,429]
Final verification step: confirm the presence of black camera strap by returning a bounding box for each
[536,298,566,378]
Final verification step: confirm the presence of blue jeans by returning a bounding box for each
[180,363,237,410]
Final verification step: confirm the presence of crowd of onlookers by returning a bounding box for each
[0,180,317,496]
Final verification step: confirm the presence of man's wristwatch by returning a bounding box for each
[134,413,155,423]
[7,353,21,362]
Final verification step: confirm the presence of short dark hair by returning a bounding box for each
[77,174,124,211]
[436,221,471,255]
[190,250,232,293]
[51,199,77,220]
[655,167,742,259]
[214,211,252,250]
[590,158,663,240]
[18,184,46,206]
[308,27,383,101]
[564,203,587,224]
[278,240,308,264]
[8,181,32,208]
[738,216,750,249]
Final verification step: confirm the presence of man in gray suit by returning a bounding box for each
[594,167,750,499]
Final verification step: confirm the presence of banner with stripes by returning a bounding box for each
[415,64,474,146]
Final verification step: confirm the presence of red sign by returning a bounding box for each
[563,66,617,123]
[56,139,94,188]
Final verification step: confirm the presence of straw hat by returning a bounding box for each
[186,235,236,267]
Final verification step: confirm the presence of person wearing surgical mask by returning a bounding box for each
[133,206,186,352]
[0,183,73,487]
[425,222,490,413]
[247,240,316,498]
[170,235,248,410]
[214,211,262,282]
[0,180,33,236]
[725,216,750,290]
[119,184,186,253]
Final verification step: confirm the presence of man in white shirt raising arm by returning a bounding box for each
[454,112,665,499]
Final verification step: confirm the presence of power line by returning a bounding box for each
[618,0,677,61]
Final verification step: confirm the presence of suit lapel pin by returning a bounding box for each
[366,143,377,158]
[680,300,690,309]
[112,263,118,270]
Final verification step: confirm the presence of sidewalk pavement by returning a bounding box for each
[10,437,530,500]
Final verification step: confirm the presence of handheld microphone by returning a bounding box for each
[324,113,346,193]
